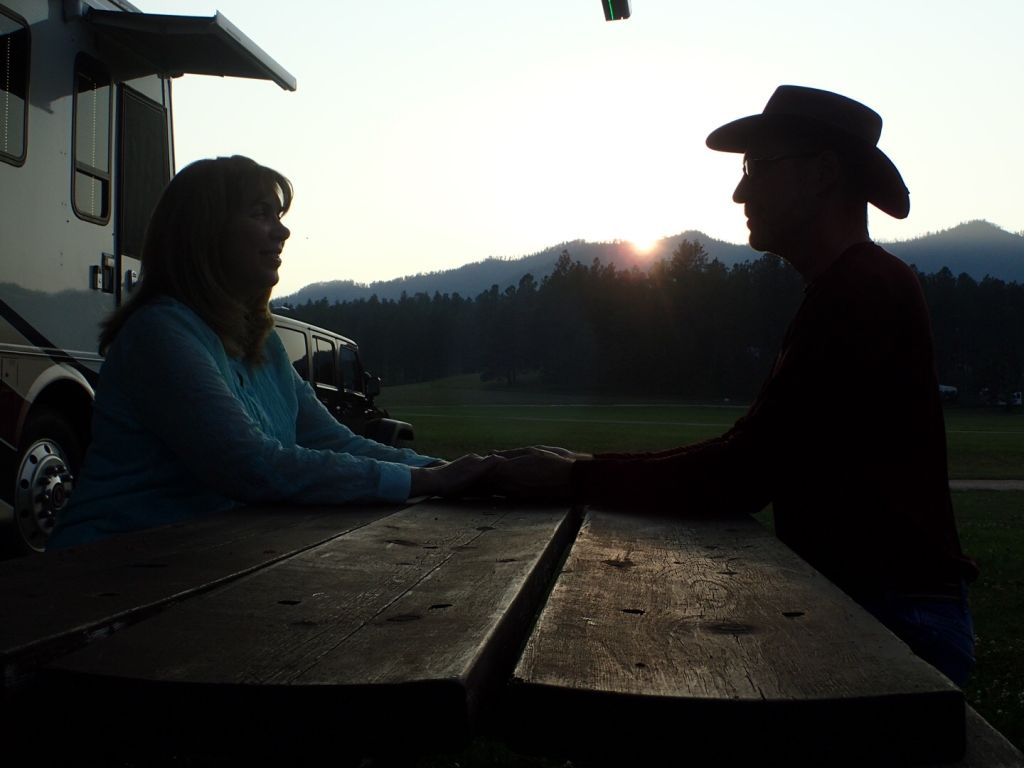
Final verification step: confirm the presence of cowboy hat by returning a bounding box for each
[706,85,910,219]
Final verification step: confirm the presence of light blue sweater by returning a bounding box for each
[49,297,437,548]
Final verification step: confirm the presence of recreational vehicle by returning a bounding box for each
[0,1,386,554]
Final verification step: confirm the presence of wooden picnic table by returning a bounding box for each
[1,499,1021,766]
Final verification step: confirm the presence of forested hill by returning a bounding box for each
[285,239,1024,402]
[885,220,1024,280]
[279,233,732,306]
[277,220,1024,306]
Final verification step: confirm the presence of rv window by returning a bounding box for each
[313,336,338,389]
[0,6,29,166]
[72,55,112,223]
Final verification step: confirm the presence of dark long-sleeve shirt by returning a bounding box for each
[572,242,978,600]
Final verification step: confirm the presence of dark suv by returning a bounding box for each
[272,315,414,447]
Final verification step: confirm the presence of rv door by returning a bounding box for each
[116,84,171,304]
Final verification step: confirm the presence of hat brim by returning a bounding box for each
[707,113,910,219]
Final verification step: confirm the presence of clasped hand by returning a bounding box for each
[409,446,582,500]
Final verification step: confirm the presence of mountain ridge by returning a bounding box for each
[277,220,1024,306]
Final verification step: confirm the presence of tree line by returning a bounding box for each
[285,240,1024,403]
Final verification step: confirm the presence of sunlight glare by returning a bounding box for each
[630,236,662,257]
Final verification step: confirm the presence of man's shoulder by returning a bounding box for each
[834,242,920,293]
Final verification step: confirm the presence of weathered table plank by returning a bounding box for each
[1,503,396,692]
[927,706,1024,767]
[509,508,966,765]
[42,500,580,759]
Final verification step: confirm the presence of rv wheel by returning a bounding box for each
[10,408,82,555]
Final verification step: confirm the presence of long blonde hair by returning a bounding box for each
[100,156,293,361]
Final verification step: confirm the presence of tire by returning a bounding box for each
[7,407,83,555]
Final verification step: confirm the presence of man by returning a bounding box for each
[493,85,978,686]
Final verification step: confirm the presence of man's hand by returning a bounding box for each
[486,448,576,500]
[408,454,504,498]
[489,445,593,461]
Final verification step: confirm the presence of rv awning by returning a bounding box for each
[83,9,296,91]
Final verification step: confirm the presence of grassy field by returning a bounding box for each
[384,374,1024,480]
[380,375,1024,757]
[957,491,1024,752]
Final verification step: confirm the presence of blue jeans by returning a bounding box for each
[860,582,976,687]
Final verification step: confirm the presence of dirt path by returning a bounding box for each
[950,479,1024,491]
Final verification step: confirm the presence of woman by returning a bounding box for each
[49,156,496,548]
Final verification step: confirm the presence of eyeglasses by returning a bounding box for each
[742,152,820,178]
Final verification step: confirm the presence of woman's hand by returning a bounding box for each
[408,454,504,498]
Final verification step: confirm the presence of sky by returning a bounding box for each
[140,0,1024,297]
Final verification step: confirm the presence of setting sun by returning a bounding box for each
[630,236,662,256]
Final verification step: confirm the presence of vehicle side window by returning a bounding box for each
[72,54,112,223]
[275,327,309,380]
[338,346,359,391]
[0,5,29,166]
[313,336,337,388]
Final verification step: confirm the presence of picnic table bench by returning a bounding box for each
[1,499,1021,766]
